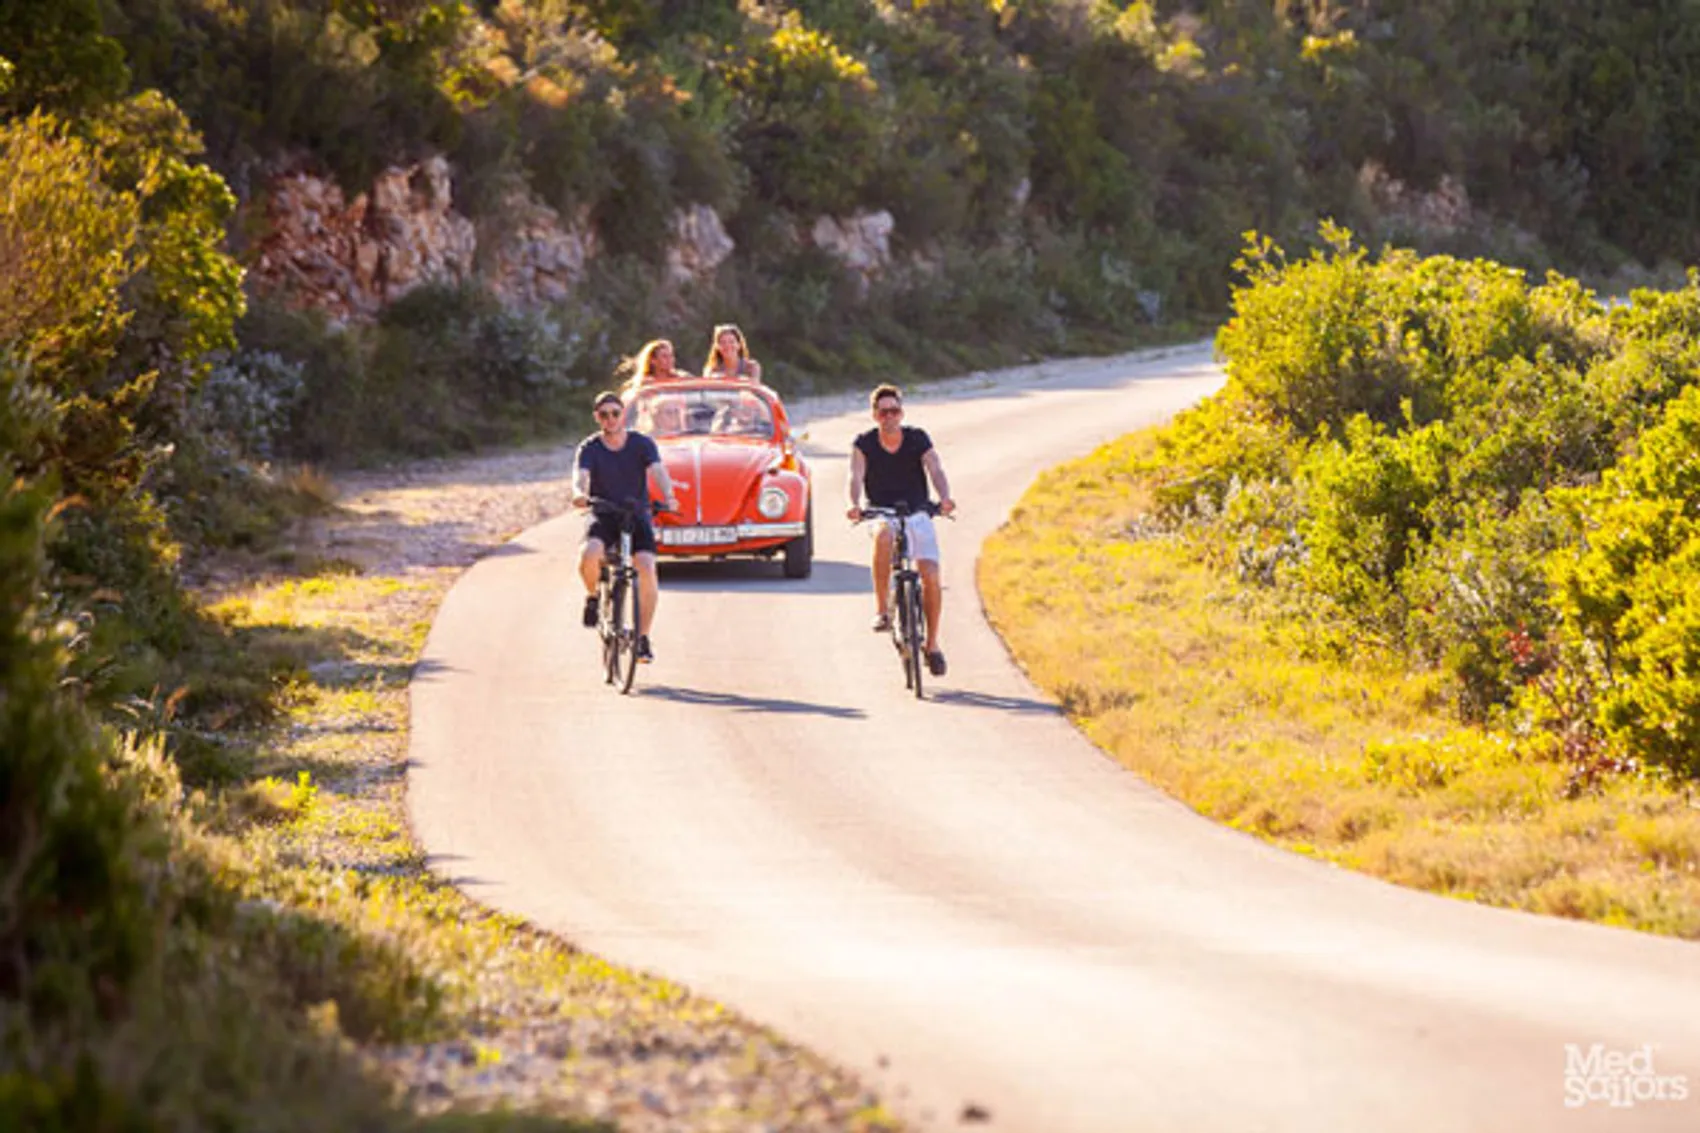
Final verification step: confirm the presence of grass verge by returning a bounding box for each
[978,431,1700,938]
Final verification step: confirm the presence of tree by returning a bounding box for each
[0,111,139,368]
[0,0,129,117]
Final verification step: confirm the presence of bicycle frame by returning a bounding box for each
[860,505,931,699]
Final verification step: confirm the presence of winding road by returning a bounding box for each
[409,343,1700,1132]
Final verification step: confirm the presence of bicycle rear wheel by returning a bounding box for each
[618,568,641,693]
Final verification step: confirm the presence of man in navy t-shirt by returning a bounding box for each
[846,383,958,677]
[572,389,679,663]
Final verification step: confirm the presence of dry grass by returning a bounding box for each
[979,432,1700,939]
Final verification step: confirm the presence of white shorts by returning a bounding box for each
[868,511,940,563]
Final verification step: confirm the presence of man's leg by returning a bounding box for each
[919,559,943,652]
[578,539,605,592]
[578,539,605,627]
[635,551,660,636]
[872,524,894,624]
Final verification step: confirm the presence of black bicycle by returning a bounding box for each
[858,503,939,699]
[585,497,663,693]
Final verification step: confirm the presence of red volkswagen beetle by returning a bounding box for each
[624,378,814,577]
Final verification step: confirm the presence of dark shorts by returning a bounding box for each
[585,513,656,555]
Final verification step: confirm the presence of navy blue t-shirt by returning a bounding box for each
[854,426,933,510]
[574,431,661,508]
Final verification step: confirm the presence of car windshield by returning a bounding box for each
[631,388,775,439]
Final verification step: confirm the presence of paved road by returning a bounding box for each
[410,343,1700,1131]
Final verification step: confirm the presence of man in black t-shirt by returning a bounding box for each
[846,383,958,677]
[572,390,679,663]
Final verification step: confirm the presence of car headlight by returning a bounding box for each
[758,486,789,519]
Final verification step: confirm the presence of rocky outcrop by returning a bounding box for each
[810,210,894,278]
[251,157,477,320]
[249,156,910,318]
[482,195,598,307]
[251,157,734,318]
[666,204,736,288]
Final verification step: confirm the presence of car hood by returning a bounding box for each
[658,440,772,525]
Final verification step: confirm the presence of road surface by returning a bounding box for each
[410,343,1700,1131]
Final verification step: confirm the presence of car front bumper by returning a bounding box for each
[657,520,807,548]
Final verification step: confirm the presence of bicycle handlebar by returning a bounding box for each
[855,503,952,521]
[581,496,676,516]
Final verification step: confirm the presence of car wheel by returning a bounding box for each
[783,502,813,579]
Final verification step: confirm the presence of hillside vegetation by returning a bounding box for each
[982,230,1700,935]
[71,0,1700,465]
[8,0,1700,1126]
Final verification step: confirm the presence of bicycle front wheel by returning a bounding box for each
[600,578,618,684]
[902,574,926,699]
[617,568,641,693]
[606,576,631,687]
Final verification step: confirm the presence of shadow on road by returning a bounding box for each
[661,557,868,595]
[641,684,866,719]
[929,688,1060,716]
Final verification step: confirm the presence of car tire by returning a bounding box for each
[783,502,813,579]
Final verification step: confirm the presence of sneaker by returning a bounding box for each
[635,636,654,663]
[871,611,892,633]
[925,649,947,677]
[582,595,599,629]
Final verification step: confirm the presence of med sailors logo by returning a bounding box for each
[1563,1043,1690,1109]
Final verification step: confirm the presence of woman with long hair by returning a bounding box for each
[703,324,762,383]
[629,339,693,389]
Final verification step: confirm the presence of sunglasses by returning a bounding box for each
[876,405,903,417]
[595,407,622,419]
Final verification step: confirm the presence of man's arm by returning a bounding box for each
[571,448,592,507]
[648,460,679,512]
[922,447,956,516]
[846,445,867,520]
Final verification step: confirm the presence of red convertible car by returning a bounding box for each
[624,378,813,577]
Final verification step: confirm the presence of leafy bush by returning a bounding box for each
[1155,228,1700,778]
[0,111,138,367]
[0,353,175,1051]
[1405,493,1566,717]
[1142,391,1299,522]
[192,350,307,461]
[362,280,585,454]
[724,13,883,217]
[1549,385,1700,775]
[1294,416,1450,641]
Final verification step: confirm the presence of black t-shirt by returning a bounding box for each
[574,431,661,509]
[854,426,933,509]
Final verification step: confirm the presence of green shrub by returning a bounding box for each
[1405,493,1566,717]
[724,13,883,216]
[1143,390,1300,522]
[0,355,172,1041]
[1217,226,1419,437]
[1550,385,1700,775]
[1294,416,1450,640]
[192,350,307,461]
[0,111,138,367]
